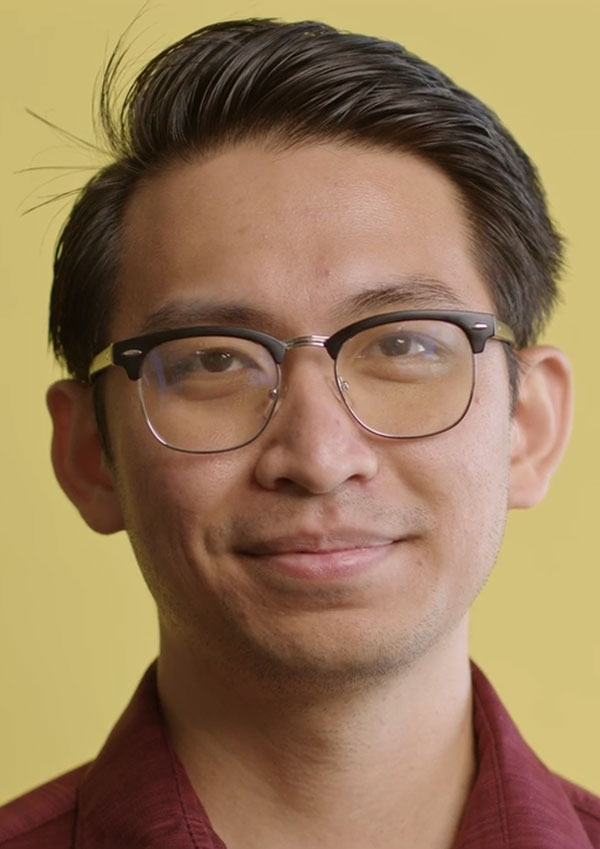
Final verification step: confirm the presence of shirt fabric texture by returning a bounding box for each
[1,663,599,848]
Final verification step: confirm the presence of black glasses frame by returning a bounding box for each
[88,309,515,380]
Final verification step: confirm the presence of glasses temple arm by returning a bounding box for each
[88,345,115,379]
[493,318,516,347]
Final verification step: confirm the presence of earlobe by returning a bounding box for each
[508,346,573,509]
[47,380,125,534]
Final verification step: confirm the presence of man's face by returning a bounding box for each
[103,142,513,684]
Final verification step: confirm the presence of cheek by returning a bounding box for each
[112,435,249,599]
[119,447,243,531]
[398,375,512,582]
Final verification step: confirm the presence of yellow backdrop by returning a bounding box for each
[2,0,599,803]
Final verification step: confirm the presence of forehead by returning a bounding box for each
[113,142,493,338]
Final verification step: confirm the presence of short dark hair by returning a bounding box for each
[49,18,563,389]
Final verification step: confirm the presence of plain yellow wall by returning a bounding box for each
[2,0,599,804]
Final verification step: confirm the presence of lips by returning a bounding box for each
[238,533,400,581]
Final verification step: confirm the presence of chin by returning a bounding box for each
[213,605,451,693]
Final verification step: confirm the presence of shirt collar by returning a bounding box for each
[452,663,594,848]
[75,663,224,848]
[75,662,595,849]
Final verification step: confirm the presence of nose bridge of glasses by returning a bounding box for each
[283,334,331,353]
[279,335,338,386]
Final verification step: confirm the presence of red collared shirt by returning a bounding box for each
[2,663,599,848]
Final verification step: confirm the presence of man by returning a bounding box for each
[1,16,597,849]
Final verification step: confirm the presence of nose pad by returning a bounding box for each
[336,373,357,427]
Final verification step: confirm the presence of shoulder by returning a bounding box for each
[559,775,600,847]
[0,765,88,848]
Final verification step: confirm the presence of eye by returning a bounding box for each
[375,332,439,358]
[168,352,247,389]
[358,328,445,363]
[184,349,247,374]
[341,321,461,385]
[142,336,279,404]
[160,346,262,384]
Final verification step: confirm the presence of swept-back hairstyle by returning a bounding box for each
[49,18,562,387]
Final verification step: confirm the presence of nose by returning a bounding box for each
[253,356,379,494]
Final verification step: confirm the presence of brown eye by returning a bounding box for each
[196,350,237,372]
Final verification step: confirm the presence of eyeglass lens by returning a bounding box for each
[137,319,475,452]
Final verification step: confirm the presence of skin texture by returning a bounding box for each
[48,142,573,849]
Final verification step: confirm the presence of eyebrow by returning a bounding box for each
[140,301,270,333]
[139,275,467,334]
[337,276,466,317]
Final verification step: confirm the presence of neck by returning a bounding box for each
[157,621,475,849]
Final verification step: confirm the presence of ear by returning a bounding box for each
[509,346,573,509]
[47,380,125,534]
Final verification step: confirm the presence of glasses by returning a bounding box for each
[89,310,515,454]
